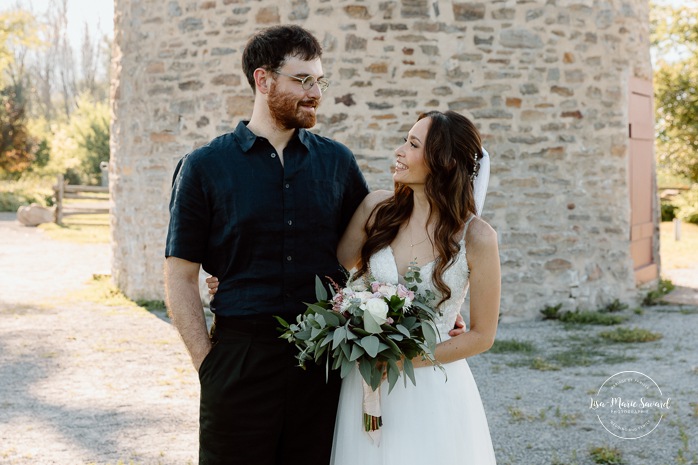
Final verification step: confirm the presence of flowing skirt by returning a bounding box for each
[331,358,496,465]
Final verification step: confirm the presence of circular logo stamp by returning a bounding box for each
[589,371,671,439]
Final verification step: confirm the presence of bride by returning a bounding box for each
[331,110,500,464]
[207,110,500,464]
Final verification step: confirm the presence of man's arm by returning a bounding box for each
[164,256,211,372]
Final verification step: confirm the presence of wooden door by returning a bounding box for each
[628,76,658,284]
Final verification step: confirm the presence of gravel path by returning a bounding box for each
[1,212,697,465]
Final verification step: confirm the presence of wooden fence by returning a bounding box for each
[53,174,109,224]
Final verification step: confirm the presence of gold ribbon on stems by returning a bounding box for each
[362,379,382,445]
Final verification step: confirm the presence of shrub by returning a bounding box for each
[0,178,53,212]
[642,279,675,306]
[600,327,663,343]
[540,303,563,320]
[661,201,678,221]
[674,186,698,225]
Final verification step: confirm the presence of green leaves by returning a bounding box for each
[360,335,380,357]
[276,271,442,395]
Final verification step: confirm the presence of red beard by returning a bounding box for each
[267,82,319,129]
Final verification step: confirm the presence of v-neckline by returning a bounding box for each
[387,244,437,280]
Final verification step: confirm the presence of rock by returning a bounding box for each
[17,204,55,226]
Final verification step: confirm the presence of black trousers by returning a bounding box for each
[198,315,341,465]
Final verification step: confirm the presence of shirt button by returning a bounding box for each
[287,220,293,226]
[286,256,292,261]
[285,183,290,189]
[270,153,276,158]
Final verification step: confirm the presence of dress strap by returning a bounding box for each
[461,215,476,243]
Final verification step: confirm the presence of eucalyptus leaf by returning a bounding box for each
[421,321,438,352]
[403,358,416,386]
[340,341,351,360]
[377,342,390,354]
[349,344,365,362]
[332,326,346,349]
[396,324,411,337]
[386,358,401,393]
[383,335,402,355]
[358,358,373,386]
[274,315,290,328]
[315,275,328,301]
[360,335,380,358]
[370,364,383,391]
[340,358,354,378]
[320,332,333,347]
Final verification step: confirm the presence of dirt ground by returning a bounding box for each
[1,212,697,465]
[0,213,199,465]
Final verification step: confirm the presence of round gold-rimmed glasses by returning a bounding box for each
[273,70,330,92]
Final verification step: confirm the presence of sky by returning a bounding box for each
[16,0,113,47]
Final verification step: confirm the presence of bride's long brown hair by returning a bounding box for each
[355,111,483,305]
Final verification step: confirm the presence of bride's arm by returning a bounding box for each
[414,218,501,366]
[337,190,392,271]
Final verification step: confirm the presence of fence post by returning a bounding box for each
[673,218,681,241]
[54,174,64,224]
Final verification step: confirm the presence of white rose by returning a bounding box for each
[363,298,389,334]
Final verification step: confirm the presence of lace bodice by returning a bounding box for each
[368,238,470,340]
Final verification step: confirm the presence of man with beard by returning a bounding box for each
[164,25,370,465]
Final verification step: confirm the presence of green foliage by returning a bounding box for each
[559,310,625,326]
[601,299,629,313]
[489,339,537,354]
[0,9,39,75]
[642,278,676,305]
[540,303,563,320]
[651,1,698,183]
[135,300,167,312]
[23,95,110,185]
[0,81,34,178]
[661,200,678,221]
[589,445,624,465]
[0,178,52,211]
[599,327,663,343]
[673,186,698,224]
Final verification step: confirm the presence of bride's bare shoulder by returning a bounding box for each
[465,217,498,249]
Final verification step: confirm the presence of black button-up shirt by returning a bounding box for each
[166,121,370,317]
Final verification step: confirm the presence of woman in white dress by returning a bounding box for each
[331,110,500,465]
[207,110,499,464]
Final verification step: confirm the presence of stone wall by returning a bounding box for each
[111,0,654,320]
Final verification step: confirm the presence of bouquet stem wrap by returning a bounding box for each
[362,377,382,445]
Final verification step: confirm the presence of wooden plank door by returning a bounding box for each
[628,76,658,284]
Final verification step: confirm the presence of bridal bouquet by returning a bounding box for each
[276,265,442,442]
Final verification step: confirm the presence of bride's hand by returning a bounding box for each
[448,313,466,337]
[206,276,219,295]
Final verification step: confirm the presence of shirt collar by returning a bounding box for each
[234,120,311,154]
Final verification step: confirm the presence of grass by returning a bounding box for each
[599,326,663,343]
[38,212,110,243]
[642,279,676,306]
[589,446,624,464]
[489,338,537,354]
[560,310,626,326]
[660,221,698,270]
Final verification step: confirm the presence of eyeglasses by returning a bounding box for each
[273,70,330,92]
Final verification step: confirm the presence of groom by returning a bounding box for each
[164,25,370,464]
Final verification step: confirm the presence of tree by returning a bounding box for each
[651,1,698,184]
[0,9,38,178]
[0,81,34,176]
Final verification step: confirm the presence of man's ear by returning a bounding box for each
[254,68,271,95]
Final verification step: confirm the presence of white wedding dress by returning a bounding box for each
[330,217,497,465]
